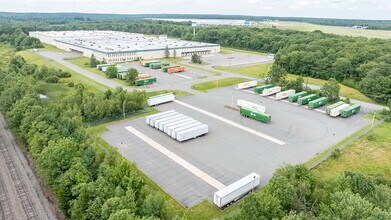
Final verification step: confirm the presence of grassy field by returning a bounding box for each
[146,90,193,97]
[261,21,391,39]
[35,81,74,99]
[220,47,269,56]
[41,42,66,52]
[213,63,272,79]
[17,50,108,92]
[314,121,391,180]
[286,74,375,103]
[191,77,246,92]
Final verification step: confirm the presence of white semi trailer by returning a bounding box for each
[237,81,257,89]
[171,122,202,139]
[176,124,209,142]
[165,119,198,135]
[160,116,191,132]
[148,112,179,126]
[262,86,282,96]
[145,110,176,125]
[147,93,175,106]
[154,114,184,129]
[214,173,261,208]
[276,89,296,100]
[237,99,266,113]
[330,103,350,117]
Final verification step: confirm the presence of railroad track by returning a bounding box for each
[0,127,37,220]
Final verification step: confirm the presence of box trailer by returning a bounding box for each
[168,66,185,74]
[254,84,274,94]
[308,97,329,109]
[147,93,175,106]
[276,89,296,100]
[163,117,194,134]
[135,74,152,81]
[154,114,184,129]
[237,99,266,113]
[237,81,257,89]
[171,122,202,139]
[97,63,111,71]
[149,112,179,127]
[142,60,160,67]
[297,94,317,105]
[240,107,271,123]
[165,119,198,135]
[262,86,282,96]
[326,101,345,114]
[176,124,208,142]
[163,65,180,72]
[150,62,170,69]
[214,173,260,208]
[330,103,350,117]
[145,110,176,125]
[135,77,157,86]
[340,104,361,118]
[158,115,188,131]
[288,91,308,102]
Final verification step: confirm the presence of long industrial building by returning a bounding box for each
[30,30,220,63]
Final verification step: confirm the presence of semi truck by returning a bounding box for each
[288,91,308,102]
[237,99,266,113]
[330,103,350,117]
[276,89,296,100]
[240,107,271,123]
[326,101,345,114]
[254,84,274,94]
[297,94,317,105]
[213,173,261,208]
[176,124,209,142]
[308,97,328,109]
[237,81,257,89]
[340,104,361,118]
[147,93,175,106]
[262,86,282,96]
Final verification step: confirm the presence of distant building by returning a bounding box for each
[30,30,220,63]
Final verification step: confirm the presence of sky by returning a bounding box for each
[2,0,391,20]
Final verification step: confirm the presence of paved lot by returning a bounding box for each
[101,86,370,207]
[190,52,273,67]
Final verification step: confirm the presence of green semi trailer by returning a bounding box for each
[288,91,308,102]
[240,107,271,123]
[298,94,317,105]
[326,101,345,114]
[143,61,161,67]
[308,97,328,109]
[340,104,361,118]
[150,62,170,69]
[135,77,157,86]
[254,84,274,94]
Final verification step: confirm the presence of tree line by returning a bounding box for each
[0,48,182,219]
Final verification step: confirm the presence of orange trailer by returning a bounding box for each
[135,74,151,81]
[167,66,185,74]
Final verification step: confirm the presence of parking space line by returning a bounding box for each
[174,100,286,145]
[314,109,326,114]
[173,73,192,79]
[125,125,226,190]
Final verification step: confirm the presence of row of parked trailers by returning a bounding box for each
[145,110,208,142]
[237,81,361,118]
[140,60,186,74]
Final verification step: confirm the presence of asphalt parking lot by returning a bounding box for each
[100,86,370,208]
[197,51,273,67]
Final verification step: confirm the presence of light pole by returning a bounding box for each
[119,142,124,158]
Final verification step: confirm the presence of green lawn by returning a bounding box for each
[17,50,108,92]
[65,57,130,87]
[35,81,74,99]
[191,77,247,92]
[220,47,269,56]
[286,74,375,103]
[213,63,272,79]
[262,21,391,39]
[41,42,66,52]
[146,90,193,97]
[314,121,391,180]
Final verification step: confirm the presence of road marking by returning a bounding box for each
[173,73,192,79]
[314,109,326,114]
[242,89,256,94]
[174,100,285,145]
[125,126,226,190]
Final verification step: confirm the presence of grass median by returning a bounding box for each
[191,77,247,92]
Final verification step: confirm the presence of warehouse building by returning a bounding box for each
[30,30,220,63]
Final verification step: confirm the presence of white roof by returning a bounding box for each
[31,30,219,54]
[215,173,260,198]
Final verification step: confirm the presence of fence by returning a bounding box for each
[85,108,150,127]
[308,118,387,169]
